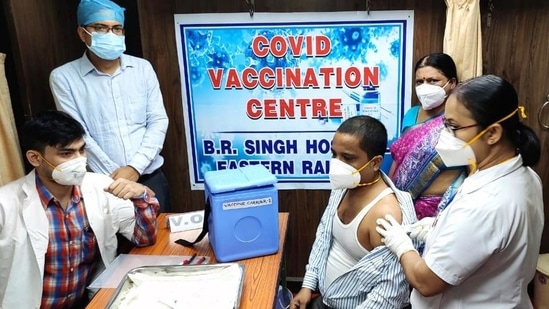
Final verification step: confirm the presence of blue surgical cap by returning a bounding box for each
[77,0,125,26]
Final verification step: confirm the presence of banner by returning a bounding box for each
[174,11,414,189]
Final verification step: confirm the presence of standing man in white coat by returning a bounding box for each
[0,111,159,308]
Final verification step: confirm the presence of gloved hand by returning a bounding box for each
[408,216,436,243]
[376,214,417,259]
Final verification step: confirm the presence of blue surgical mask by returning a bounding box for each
[84,29,126,60]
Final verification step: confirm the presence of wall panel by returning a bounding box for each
[3,0,80,117]
[481,0,549,253]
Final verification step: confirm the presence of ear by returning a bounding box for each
[371,155,384,171]
[449,77,458,89]
[26,150,42,168]
[77,27,88,43]
[484,123,503,145]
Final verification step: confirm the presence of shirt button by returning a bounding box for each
[70,267,74,272]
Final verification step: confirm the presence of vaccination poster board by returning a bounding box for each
[174,11,414,190]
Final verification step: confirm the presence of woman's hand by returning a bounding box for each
[376,214,417,259]
[409,216,436,242]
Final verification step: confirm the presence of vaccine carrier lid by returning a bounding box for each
[205,165,278,194]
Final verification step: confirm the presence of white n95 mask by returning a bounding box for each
[329,158,362,189]
[435,130,476,167]
[416,81,449,110]
[329,157,379,189]
[50,157,88,186]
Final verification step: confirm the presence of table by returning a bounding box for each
[86,212,289,308]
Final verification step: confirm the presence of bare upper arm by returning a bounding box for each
[358,194,402,249]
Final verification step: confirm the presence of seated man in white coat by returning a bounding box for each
[0,110,159,308]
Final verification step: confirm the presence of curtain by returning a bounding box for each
[0,53,25,185]
[443,0,483,81]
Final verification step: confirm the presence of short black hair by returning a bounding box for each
[336,115,387,158]
[22,110,86,152]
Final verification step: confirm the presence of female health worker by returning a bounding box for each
[376,74,544,308]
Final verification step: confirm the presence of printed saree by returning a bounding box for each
[390,115,465,219]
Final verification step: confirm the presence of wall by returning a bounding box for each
[479,0,549,257]
[2,0,548,280]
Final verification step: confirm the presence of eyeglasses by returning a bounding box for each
[442,117,479,136]
[85,24,125,35]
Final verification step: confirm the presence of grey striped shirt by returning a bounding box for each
[302,173,417,308]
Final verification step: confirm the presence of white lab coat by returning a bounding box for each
[0,170,137,308]
[411,155,544,308]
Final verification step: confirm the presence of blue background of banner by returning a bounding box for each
[174,12,414,189]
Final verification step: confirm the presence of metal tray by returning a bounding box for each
[106,263,244,309]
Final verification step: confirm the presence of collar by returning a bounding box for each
[460,155,523,195]
[35,173,83,210]
[77,51,133,77]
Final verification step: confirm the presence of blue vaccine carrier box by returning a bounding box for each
[204,165,279,262]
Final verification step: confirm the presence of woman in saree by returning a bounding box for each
[389,53,467,219]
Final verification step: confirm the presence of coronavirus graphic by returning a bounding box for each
[207,46,233,70]
[390,40,400,58]
[186,30,212,55]
[331,27,367,62]
[187,55,207,85]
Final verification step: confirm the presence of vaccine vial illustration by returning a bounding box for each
[341,84,381,120]
[359,85,381,119]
